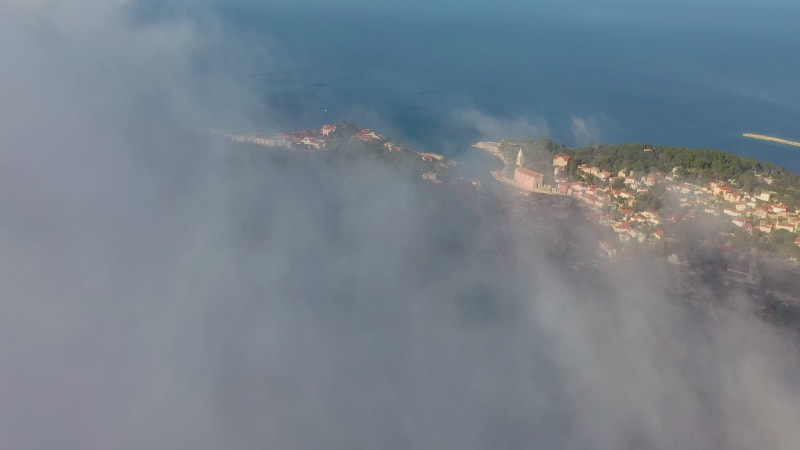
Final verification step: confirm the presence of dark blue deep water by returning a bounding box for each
[217,3,800,170]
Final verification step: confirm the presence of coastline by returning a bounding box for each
[473,141,509,165]
[743,133,800,148]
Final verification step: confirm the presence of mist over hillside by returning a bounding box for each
[1,2,799,449]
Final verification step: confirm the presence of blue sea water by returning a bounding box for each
[217,3,800,170]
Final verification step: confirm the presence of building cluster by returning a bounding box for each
[694,183,799,236]
[665,179,800,238]
[275,125,332,149]
[494,146,800,324]
[353,129,383,142]
[227,124,445,167]
[232,124,344,150]
[535,154,800,258]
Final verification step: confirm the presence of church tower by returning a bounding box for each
[516,149,524,167]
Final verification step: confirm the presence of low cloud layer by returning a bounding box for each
[454,108,552,142]
[454,108,612,148]
[570,115,606,146]
[2,2,800,450]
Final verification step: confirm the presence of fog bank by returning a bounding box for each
[1,2,799,450]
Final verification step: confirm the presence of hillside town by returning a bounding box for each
[490,146,800,255]
[487,143,800,322]
[218,125,800,326]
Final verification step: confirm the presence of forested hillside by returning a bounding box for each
[501,137,800,205]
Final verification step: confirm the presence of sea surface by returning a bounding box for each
[216,3,800,171]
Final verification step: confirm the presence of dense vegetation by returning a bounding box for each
[565,142,799,189]
[501,137,800,207]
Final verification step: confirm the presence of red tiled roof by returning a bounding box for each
[515,167,542,178]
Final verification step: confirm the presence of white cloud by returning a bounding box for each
[570,114,605,145]
[455,108,551,141]
[2,2,800,450]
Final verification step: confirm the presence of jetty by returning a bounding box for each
[210,129,288,148]
[743,133,800,148]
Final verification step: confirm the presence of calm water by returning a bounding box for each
[218,3,800,170]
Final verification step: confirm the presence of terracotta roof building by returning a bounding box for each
[514,167,544,191]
